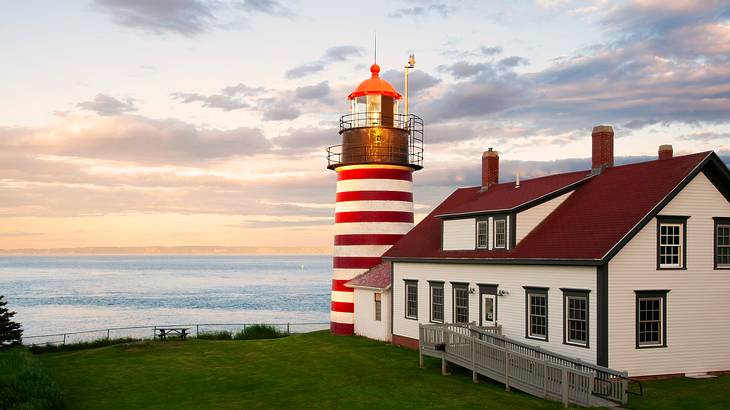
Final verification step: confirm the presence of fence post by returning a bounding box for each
[107,329,110,341]
[505,351,511,391]
[153,326,157,340]
[63,334,67,346]
[196,325,199,338]
[471,338,478,383]
[543,361,548,398]
[561,368,569,407]
[287,323,290,334]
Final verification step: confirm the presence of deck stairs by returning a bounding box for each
[419,323,642,408]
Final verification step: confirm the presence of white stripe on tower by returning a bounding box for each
[330,164,415,335]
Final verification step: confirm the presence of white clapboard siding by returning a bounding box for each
[442,218,475,250]
[353,288,391,342]
[608,172,730,376]
[393,262,598,363]
[516,192,573,243]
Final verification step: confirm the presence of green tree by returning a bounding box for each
[0,295,23,347]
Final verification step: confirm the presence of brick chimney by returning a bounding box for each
[482,148,499,190]
[591,125,614,173]
[658,144,673,160]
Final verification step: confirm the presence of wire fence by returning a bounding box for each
[21,322,330,346]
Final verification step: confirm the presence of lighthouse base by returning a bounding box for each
[330,322,354,335]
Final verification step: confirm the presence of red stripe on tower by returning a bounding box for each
[337,168,413,181]
[334,234,405,246]
[334,211,414,224]
[336,190,413,202]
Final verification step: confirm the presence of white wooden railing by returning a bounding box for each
[419,323,638,407]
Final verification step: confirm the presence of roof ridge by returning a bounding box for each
[607,150,712,171]
[458,168,591,190]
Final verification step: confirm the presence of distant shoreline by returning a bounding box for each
[0,246,332,256]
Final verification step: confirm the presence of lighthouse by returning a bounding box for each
[326,62,424,335]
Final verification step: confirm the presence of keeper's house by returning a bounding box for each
[351,125,730,377]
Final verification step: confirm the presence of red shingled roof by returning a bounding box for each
[345,261,392,290]
[438,170,592,216]
[384,152,715,262]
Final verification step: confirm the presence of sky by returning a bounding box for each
[1,0,729,249]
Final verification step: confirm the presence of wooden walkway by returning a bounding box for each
[419,323,636,408]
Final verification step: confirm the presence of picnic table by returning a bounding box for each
[155,327,190,341]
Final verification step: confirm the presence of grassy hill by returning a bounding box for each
[2,331,725,409]
[37,331,561,409]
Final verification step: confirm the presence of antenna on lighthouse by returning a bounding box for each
[374,31,377,64]
[404,52,416,118]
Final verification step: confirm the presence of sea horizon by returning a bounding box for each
[0,255,332,340]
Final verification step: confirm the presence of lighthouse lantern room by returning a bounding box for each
[327,61,424,335]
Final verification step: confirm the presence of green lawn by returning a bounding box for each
[33,331,730,409]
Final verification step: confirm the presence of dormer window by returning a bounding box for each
[476,220,488,249]
[494,219,507,249]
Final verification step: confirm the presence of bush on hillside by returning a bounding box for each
[0,347,63,409]
[233,324,286,340]
[28,337,140,354]
[196,330,233,340]
[0,296,23,348]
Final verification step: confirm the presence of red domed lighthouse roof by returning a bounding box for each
[348,64,402,100]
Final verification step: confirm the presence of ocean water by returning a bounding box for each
[0,255,331,340]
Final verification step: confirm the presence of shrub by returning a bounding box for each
[0,347,63,409]
[28,337,140,354]
[0,296,23,348]
[196,330,233,340]
[233,325,286,340]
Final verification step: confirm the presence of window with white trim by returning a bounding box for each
[405,281,418,319]
[476,220,488,249]
[636,290,668,348]
[716,222,730,268]
[658,222,683,268]
[563,290,589,347]
[525,287,548,340]
[453,284,469,323]
[494,219,506,248]
[430,282,444,323]
[374,293,382,321]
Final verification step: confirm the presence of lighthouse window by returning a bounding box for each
[366,95,381,126]
[405,280,418,319]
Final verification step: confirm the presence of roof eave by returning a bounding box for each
[383,256,603,266]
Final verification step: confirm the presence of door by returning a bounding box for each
[481,293,496,326]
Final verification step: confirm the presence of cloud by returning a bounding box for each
[77,94,137,116]
[285,45,365,79]
[92,0,217,36]
[173,80,337,119]
[678,131,730,142]
[380,70,441,98]
[388,1,454,18]
[0,231,43,237]
[171,83,267,112]
[420,0,730,133]
[240,0,293,17]
[0,115,271,165]
[498,56,529,68]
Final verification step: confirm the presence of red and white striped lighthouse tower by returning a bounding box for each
[326,62,424,335]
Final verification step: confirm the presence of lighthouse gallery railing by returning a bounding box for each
[327,113,423,169]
